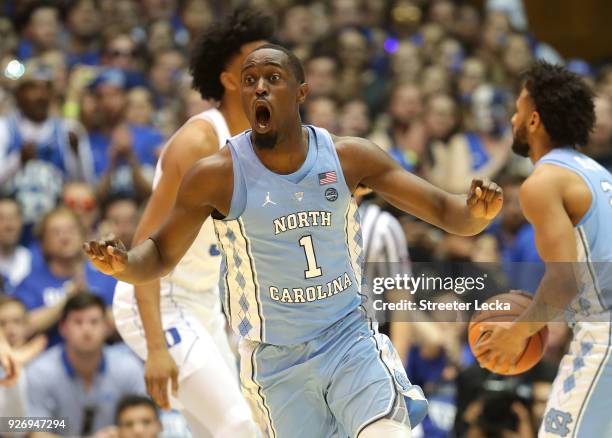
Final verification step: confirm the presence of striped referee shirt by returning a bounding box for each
[359,202,411,302]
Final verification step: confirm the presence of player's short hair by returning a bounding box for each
[249,43,305,85]
[60,292,105,323]
[521,61,595,148]
[190,7,275,101]
[115,395,160,424]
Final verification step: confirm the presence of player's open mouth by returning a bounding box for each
[255,102,271,130]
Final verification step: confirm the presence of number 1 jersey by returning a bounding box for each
[213,126,364,345]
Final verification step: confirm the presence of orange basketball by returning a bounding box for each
[468,292,548,375]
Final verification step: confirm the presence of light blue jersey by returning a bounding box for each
[538,148,612,318]
[214,126,363,345]
[536,148,612,438]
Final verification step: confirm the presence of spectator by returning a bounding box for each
[334,28,372,102]
[101,34,148,89]
[492,174,543,293]
[116,396,162,438]
[454,5,482,51]
[0,60,95,243]
[502,33,534,84]
[0,196,31,289]
[458,57,489,105]
[304,96,339,133]
[422,93,461,188]
[179,0,213,50]
[584,96,612,172]
[27,293,146,437]
[99,196,140,250]
[146,20,176,58]
[390,40,423,85]
[338,99,371,137]
[304,53,339,100]
[427,84,512,193]
[0,294,47,420]
[330,0,365,30]
[14,207,116,345]
[279,4,317,60]
[148,49,185,109]
[62,181,100,238]
[65,0,103,68]
[126,87,155,127]
[370,83,427,171]
[0,18,19,60]
[88,69,163,200]
[16,2,61,61]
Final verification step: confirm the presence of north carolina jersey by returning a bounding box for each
[537,148,612,319]
[153,108,229,299]
[214,126,363,345]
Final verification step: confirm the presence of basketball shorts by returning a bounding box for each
[238,308,428,438]
[539,320,612,437]
[113,280,238,381]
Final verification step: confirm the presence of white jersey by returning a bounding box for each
[153,108,230,309]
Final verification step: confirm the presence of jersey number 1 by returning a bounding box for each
[299,235,322,278]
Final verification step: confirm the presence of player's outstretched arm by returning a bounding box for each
[84,153,230,284]
[336,137,502,236]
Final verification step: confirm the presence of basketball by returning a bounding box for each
[468,292,549,375]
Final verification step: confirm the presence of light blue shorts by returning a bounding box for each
[239,308,428,437]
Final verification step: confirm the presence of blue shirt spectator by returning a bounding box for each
[0,62,95,244]
[87,69,162,199]
[13,207,116,346]
[26,293,145,437]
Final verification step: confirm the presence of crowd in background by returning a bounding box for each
[0,0,611,437]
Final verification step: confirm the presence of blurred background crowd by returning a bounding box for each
[0,0,611,437]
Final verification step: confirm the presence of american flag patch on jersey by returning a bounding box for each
[318,171,337,185]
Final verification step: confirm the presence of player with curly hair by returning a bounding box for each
[475,61,612,437]
[111,8,274,438]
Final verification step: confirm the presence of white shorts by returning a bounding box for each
[539,320,612,437]
[113,280,238,381]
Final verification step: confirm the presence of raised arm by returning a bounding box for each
[84,149,232,284]
[336,136,503,236]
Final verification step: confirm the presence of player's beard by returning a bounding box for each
[511,123,530,157]
[253,132,277,150]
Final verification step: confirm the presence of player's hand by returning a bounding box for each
[473,321,529,374]
[145,347,179,411]
[0,339,19,387]
[83,234,128,276]
[467,179,503,220]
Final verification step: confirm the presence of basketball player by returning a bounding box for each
[86,45,503,438]
[111,9,274,438]
[475,61,612,437]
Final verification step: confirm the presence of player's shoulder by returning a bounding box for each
[159,117,220,170]
[179,146,233,199]
[519,164,567,213]
[331,134,379,160]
